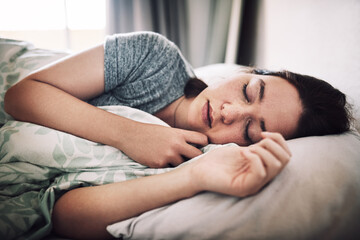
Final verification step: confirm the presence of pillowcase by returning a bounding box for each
[107,131,360,239]
[0,38,68,125]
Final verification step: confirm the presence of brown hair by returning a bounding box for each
[252,69,352,138]
[184,77,208,98]
[184,68,352,138]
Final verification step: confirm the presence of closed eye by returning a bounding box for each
[244,119,253,144]
[242,83,249,102]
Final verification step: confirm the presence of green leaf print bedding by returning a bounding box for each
[0,106,212,239]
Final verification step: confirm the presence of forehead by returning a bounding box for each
[259,74,302,139]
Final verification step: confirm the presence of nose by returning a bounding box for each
[221,102,252,125]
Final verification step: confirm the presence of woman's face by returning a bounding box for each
[185,73,303,145]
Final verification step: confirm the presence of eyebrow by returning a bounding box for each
[259,79,266,132]
[259,78,265,101]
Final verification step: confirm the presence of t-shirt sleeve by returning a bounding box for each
[102,32,194,113]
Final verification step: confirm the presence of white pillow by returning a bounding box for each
[108,131,360,239]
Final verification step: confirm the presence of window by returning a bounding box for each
[0,0,106,52]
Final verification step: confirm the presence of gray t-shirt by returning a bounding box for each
[88,32,194,114]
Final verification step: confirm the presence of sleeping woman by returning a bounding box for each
[4,32,351,239]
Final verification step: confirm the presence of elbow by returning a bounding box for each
[4,84,19,117]
[4,77,33,120]
[52,199,79,239]
[52,190,114,240]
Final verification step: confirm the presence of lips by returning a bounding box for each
[208,101,213,128]
[202,101,213,128]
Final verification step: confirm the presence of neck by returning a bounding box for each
[154,96,186,127]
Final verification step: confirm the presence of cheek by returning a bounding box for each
[187,97,204,129]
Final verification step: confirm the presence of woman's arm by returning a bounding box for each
[4,45,207,167]
[52,132,291,240]
[53,164,197,239]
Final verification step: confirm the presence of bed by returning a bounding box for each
[0,38,360,240]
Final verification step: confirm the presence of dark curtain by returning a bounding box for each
[106,0,243,67]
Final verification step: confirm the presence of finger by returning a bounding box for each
[257,138,291,165]
[179,129,209,146]
[241,149,266,178]
[249,145,282,181]
[261,132,292,157]
[179,143,204,160]
[169,154,185,167]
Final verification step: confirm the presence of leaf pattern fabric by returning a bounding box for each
[0,105,214,239]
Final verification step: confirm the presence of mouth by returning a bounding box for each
[202,101,213,128]
[208,101,213,128]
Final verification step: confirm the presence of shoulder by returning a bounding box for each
[105,31,177,53]
[104,31,194,78]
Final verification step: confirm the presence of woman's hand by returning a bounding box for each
[119,122,209,168]
[190,132,291,197]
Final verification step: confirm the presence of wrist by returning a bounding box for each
[179,162,205,196]
[107,115,139,149]
[172,163,203,198]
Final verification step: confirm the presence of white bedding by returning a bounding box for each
[108,130,360,239]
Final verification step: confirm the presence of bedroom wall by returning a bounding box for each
[239,0,360,131]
